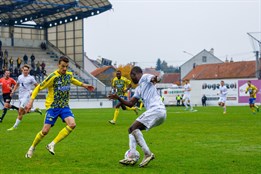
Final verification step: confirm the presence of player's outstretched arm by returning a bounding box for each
[82,83,95,92]
[108,94,138,107]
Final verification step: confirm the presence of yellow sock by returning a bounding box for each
[251,107,255,112]
[113,108,120,122]
[53,125,73,144]
[255,105,259,109]
[126,106,135,111]
[139,102,143,109]
[32,131,45,148]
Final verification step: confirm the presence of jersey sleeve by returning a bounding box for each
[112,77,116,87]
[31,73,55,99]
[11,78,16,86]
[71,77,83,86]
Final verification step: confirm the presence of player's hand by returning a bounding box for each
[83,84,95,92]
[108,93,118,100]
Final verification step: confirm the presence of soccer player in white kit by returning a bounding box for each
[183,79,193,111]
[218,80,228,114]
[7,64,42,131]
[108,66,166,167]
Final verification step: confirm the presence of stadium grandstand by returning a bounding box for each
[0,0,112,101]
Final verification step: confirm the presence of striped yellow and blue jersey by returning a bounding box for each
[112,76,131,96]
[246,84,258,98]
[31,70,82,109]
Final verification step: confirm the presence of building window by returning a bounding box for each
[202,56,207,62]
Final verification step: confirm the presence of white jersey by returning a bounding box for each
[183,83,191,95]
[133,74,165,110]
[219,85,228,98]
[17,74,37,99]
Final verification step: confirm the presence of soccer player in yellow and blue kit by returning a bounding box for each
[25,56,94,158]
[245,80,259,114]
[109,70,138,124]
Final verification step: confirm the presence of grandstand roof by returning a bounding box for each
[0,0,112,29]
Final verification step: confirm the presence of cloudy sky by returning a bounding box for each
[84,0,261,68]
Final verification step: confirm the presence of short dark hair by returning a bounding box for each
[131,66,143,74]
[59,56,69,64]
[22,64,30,70]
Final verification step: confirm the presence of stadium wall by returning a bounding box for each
[31,99,113,109]
[190,79,260,106]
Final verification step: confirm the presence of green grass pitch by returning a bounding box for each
[0,106,260,174]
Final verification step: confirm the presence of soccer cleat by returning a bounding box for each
[184,108,189,111]
[108,120,115,125]
[7,127,17,131]
[139,153,155,167]
[46,144,55,155]
[119,158,137,165]
[223,112,226,114]
[25,147,35,158]
[0,118,2,123]
[34,108,42,115]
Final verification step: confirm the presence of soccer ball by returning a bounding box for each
[124,149,140,162]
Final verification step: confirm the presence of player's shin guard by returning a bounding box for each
[132,129,151,156]
[53,125,73,144]
[32,131,45,148]
[113,108,120,122]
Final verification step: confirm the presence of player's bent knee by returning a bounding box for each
[68,123,76,129]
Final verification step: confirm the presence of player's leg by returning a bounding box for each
[109,102,121,124]
[253,98,259,112]
[46,108,75,155]
[119,132,138,165]
[249,98,256,114]
[25,124,51,158]
[7,108,24,131]
[0,103,9,122]
[188,98,193,111]
[8,98,27,130]
[223,103,227,114]
[126,106,139,115]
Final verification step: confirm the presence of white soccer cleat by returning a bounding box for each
[139,153,155,167]
[7,127,17,131]
[46,144,55,155]
[108,120,115,125]
[25,147,35,158]
[119,158,137,165]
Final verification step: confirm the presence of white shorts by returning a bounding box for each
[136,108,166,130]
[218,97,226,104]
[183,93,191,101]
[19,96,30,109]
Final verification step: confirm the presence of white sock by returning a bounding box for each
[184,100,188,108]
[132,129,151,156]
[190,102,193,110]
[49,141,55,146]
[13,118,21,128]
[129,134,137,153]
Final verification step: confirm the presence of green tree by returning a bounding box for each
[156,58,161,71]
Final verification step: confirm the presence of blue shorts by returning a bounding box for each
[249,98,256,104]
[45,107,74,126]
